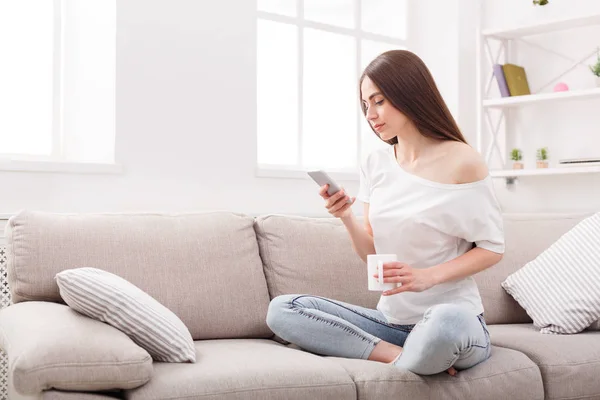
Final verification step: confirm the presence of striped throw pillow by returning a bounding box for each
[501,212,600,334]
[55,268,196,362]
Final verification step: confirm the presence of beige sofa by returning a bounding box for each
[0,210,599,400]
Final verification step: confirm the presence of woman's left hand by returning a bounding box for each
[373,262,436,296]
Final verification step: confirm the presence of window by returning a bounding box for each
[0,0,116,169]
[257,0,408,176]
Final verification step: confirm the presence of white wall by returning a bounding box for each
[2,0,597,219]
[410,0,460,120]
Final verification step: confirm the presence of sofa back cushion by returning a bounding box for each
[254,215,381,308]
[474,213,589,324]
[6,210,272,340]
[255,213,591,326]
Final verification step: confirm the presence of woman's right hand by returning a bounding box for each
[319,184,356,219]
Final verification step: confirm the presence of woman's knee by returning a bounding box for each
[398,305,485,375]
[417,304,472,344]
[266,294,296,332]
[424,304,471,328]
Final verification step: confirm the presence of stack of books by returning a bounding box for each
[493,64,531,97]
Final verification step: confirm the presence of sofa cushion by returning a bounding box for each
[123,339,356,400]
[254,215,380,308]
[6,210,272,340]
[0,302,152,395]
[56,267,195,363]
[501,212,600,334]
[489,324,600,400]
[473,213,587,324]
[327,346,543,400]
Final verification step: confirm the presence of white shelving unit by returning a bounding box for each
[482,14,600,40]
[483,87,600,108]
[491,165,600,177]
[476,13,600,185]
[490,165,600,185]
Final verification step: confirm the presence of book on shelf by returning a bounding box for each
[558,157,600,166]
[493,64,511,97]
[502,64,531,96]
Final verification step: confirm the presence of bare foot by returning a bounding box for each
[371,341,458,376]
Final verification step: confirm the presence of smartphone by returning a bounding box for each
[307,170,352,204]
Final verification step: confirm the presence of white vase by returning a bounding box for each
[596,76,600,88]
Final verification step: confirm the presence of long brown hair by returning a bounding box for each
[360,50,467,146]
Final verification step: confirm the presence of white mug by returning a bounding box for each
[367,254,398,291]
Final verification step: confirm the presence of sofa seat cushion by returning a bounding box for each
[489,324,600,400]
[326,346,543,400]
[123,339,356,400]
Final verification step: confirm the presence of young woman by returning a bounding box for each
[266,50,505,376]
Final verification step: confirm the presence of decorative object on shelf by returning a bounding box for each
[590,47,600,88]
[502,64,531,96]
[536,147,549,168]
[511,148,524,169]
[533,0,549,4]
[553,82,569,92]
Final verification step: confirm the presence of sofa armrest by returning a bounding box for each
[0,301,153,396]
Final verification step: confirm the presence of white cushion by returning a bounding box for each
[56,267,196,362]
[501,212,600,334]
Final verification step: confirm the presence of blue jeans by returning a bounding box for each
[266,294,491,375]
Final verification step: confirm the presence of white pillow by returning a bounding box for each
[56,267,196,362]
[501,212,600,334]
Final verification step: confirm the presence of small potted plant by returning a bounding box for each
[536,147,549,168]
[590,47,600,87]
[533,0,549,5]
[511,148,524,169]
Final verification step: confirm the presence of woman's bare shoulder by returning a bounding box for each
[443,141,489,184]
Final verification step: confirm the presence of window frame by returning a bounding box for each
[256,0,409,180]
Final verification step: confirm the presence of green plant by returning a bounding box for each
[533,0,549,5]
[536,147,548,161]
[590,48,600,77]
[510,148,522,161]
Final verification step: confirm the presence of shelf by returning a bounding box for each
[491,165,600,178]
[483,87,600,108]
[483,14,600,40]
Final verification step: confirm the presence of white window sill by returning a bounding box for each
[255,165,359,181]
[0,160,123,174]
